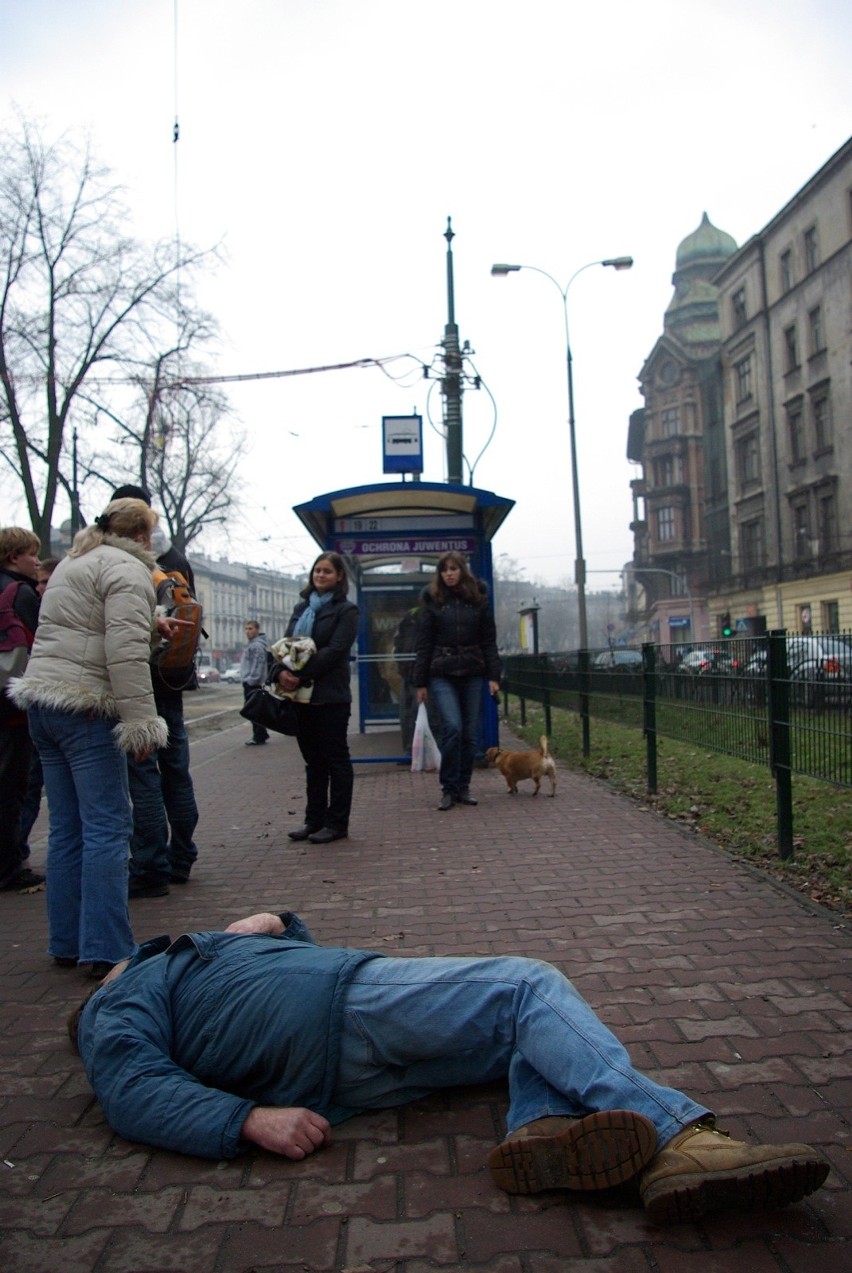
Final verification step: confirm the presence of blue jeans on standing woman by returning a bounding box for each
[332,955,709,1144]
[27,704,136,965]
[428,675,483,795]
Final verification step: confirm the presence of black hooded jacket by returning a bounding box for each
[412,581,501,687]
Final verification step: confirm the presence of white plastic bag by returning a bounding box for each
[410,702,441,772]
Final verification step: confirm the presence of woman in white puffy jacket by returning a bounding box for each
[10,498,169,977]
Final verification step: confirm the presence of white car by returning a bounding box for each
[221,664,243,683]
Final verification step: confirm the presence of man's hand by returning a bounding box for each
[241,1106,331,1159]
[416,687,428,704]
[224,913,286,936]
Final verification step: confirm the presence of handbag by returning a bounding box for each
[410,701,441,772]
[240,687,299,736]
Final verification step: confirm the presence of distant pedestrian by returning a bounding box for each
[241,621,270,746]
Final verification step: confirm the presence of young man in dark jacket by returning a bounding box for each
[0,527,45,890]
[111,485,200,897]
[70,908,828,1225]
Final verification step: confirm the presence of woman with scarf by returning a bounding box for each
[413,552,501,811]
[274,553,359,845]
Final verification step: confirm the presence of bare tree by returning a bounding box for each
[0,116,218,552]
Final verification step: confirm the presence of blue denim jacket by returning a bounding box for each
[77,913,381,1159]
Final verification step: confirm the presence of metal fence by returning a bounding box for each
[502,631,852,859]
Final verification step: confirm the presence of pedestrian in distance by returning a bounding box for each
[68,906,830,1225]
[413,551,501,811]
[240,620,270,746]
[274,552,358,845]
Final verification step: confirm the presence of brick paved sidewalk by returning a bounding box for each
[1,720,849,1272]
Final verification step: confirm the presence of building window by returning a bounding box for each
[656,506,675,542]
[740,519,764,571]
[736,432,760,485]
[787,400,805,464]
[819,492,837,553]
[731,287,747,329]
[792,503,810,559]
[783,324,799,373]
[822,600,839,632]
[780,249,793,292]
[660,406,680,437]
[735,355,753,404]
[804,225,819,273]
[808,305,825,355]
[812,390,832,452]
[653,456,675,487]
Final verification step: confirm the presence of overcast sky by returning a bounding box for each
[2,0,851,586]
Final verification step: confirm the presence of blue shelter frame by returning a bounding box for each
[293,481,514,761]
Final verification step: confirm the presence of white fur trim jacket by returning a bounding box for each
[8,535,169,755]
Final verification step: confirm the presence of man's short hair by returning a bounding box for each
[245,620,260,631]
[0,527,41,565]
[111,484,152,506]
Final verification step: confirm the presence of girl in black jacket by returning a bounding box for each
[413,552,501,811]
[274,553,359,845]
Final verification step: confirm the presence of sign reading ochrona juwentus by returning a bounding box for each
[335,536,477,557]
[382,414,423,474]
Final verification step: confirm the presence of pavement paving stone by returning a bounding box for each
[0,717,848,1271]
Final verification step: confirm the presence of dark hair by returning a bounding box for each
[428,552,481,606]
[111,484,152,506]
[300,552,349,601]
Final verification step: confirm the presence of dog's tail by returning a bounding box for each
[540,735,549,757]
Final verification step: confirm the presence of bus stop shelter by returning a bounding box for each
[293,480,514,758]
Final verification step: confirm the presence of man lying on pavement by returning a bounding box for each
[68,909,829,1225]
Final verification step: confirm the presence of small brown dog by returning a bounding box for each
[485,735,556,797]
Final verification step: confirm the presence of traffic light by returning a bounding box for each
[721,613,733,638]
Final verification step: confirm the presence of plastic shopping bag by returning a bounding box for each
[411,702,441,772]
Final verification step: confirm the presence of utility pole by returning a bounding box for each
[442,217,463,485]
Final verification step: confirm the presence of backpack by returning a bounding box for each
[0,580,34,694]
[150,568,204,689]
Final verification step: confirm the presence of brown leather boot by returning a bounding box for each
[488,1111,657,1195]
[640,1120,830,1224]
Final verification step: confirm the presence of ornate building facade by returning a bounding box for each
[627,136,852,643]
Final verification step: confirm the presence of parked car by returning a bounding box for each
[196,656,221,685]
[221,663,242,683]
[593,648,643,669]
[743,636,852,707]
[678,647,739,674]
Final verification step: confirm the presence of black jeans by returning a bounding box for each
[296,702,353,833]
[0,723,32,885]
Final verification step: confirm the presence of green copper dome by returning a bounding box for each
[675,212,737,270]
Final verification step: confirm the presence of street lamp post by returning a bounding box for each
[491,257,633,653]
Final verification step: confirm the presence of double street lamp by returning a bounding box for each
[491,256,633,651]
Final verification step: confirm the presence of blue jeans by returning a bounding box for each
[428,675,483,794]
[127,691,198,886]
[333,955,708,1147]
[27,705,136,965]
